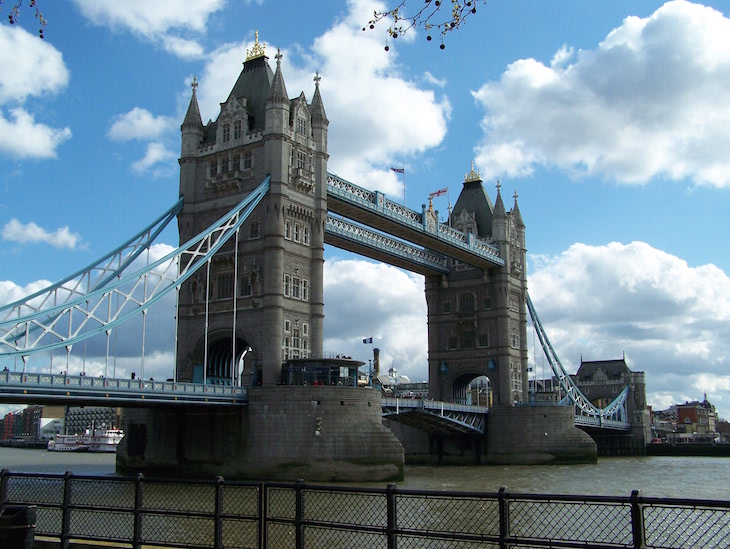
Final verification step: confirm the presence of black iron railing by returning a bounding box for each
[2,469,729,548]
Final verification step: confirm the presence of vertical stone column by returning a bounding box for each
[425,274,443,400]
[310,214,325,356]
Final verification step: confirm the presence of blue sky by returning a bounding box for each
[1,0,730,418]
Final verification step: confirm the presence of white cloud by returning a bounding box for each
[528,240,730,418]
[131,142,177,176]
[0,25,69,104]
[162,35,206,60]
[192,0,451,199]
[323,258,427,382]
[0,26,71,158]
[2,218,82,249]
[0,108,72,159]
[72,0,224,59]
[473,0,730,187]
[0,279,53,306]
[72,0,225,37]
[108,108,175,141]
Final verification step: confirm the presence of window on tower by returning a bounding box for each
[243,151,253,170]
[217,272,234,299]
[296,116,306,135]
[234,120,242,140]
[249,219,260,239]
[459,293,475,313]
[222,123,230,143]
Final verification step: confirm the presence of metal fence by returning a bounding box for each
[2,469,729,548]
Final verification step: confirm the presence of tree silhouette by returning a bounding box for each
[364,0,486,50]
[2,0,46,38]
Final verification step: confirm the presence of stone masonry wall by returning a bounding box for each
[486,405,597,465]
[117,387,404,482]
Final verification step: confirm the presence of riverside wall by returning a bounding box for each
[116,386,404,482]
[387,405,596,465]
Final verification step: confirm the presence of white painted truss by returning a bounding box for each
[0,177,270,358]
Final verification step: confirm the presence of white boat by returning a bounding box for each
[47,434,88,452]
[79,428,125,453]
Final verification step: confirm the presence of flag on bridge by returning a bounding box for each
[390,167,404,174]
[429,187,447,199]
[363,337,373,344]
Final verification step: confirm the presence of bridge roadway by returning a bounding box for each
[0,372,489,433]
[0,372,629,432]
[0,371,246,408]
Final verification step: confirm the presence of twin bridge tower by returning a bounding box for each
[176,42,528,406]
[118,38,596,481]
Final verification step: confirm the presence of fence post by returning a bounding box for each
[498,486,510,549]
[60,472,73,549]
[259,482,266,549]
[132,473,144,549]
[386,483,397,549]
[214,476,224,549]
[0,469,8,504]
[630,490,645,549]
[295,479,305,549]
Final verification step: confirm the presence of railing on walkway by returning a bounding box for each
[2,470,728,549]
[382,397,489,433]
[0,371,247,406]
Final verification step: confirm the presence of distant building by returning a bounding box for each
[572,357,652,449]
[652,394,721,443]
[64,406,123,435]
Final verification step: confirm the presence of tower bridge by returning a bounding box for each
[0,36,648,479]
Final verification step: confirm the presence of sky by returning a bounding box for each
[1,0,730,419]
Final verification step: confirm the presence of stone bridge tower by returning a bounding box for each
[176,37,328,386]
[425,166,528,406]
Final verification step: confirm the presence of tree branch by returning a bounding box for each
[363,0,486,50]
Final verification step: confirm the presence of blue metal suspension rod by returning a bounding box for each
[0,177,270,357]
[0,197,184,322]
[526,292,629,423]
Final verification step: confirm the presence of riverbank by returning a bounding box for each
[646,442,730,457]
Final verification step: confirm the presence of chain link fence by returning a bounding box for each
[2,469,728,548]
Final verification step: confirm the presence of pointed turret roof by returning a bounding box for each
[310,71,328,124]
[512,190,524,227]
[182,76,203,129]
[493,181,506,217]
[266,48,289,103]
[450,162,495,239]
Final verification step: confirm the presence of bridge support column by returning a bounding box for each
[116,387,404,482]
[486,406,597,465]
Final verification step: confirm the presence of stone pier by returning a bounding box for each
[116,387,404,482]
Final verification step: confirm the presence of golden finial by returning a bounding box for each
[246,30,266,61]
[464,161,481,183]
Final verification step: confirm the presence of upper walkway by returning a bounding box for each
[325,172,504,273]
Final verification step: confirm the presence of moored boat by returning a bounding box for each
[79,428,125,453]
[47,434,89,452]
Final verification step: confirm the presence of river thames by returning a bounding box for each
[1,447,728,500]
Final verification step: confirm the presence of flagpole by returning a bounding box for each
[402,163,406,208]
[447,187,452,227]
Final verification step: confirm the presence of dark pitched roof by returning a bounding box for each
[576,359,630,381]
[450,173,495,239]
[232,55,275,131]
